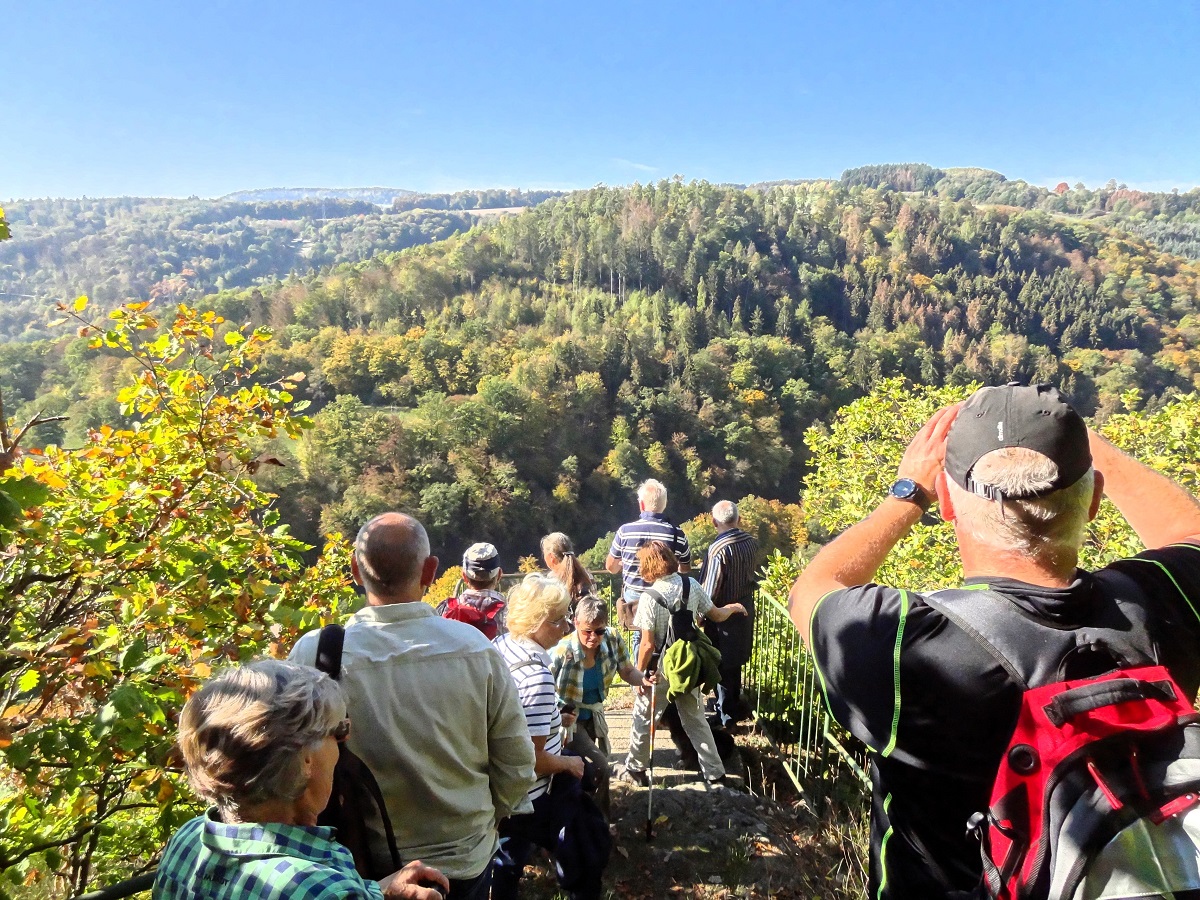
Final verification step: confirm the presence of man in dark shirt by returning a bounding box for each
[788,384,1200,900]
[700,500,758,729]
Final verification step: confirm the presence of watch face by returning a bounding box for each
[891,478,918,500]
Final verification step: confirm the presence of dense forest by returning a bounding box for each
[0,189,560,340]
[4,167,1200,567]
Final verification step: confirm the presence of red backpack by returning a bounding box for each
[925,586,1200,900]
[441,594,505,640]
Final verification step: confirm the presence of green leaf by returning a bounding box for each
[17,670,39,693]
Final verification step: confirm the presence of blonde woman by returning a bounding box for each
[492,575,606,900]
[154,660,448,900]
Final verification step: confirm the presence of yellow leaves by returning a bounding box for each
[157,779,176,804]
[191,661,212,679]
[73,295,89,312]
[40,471,67,490]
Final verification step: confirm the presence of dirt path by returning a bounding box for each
[518,695,867,899]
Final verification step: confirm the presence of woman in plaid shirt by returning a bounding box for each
[153,660,448,900]
[549,596,651,817]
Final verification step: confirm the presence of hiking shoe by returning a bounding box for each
[619,766,649,787]
[704,775,728,791]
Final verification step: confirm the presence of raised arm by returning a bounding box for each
[788,404,959,644]
[1088,429,1200,548]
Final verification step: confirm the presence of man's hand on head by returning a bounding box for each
[896,403,962,499]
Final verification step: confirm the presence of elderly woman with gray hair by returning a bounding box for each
[154,660,449,900]
[548,594,649,817]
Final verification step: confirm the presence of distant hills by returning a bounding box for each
[221,187,420,205]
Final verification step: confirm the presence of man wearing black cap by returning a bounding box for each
[788,384,1200,900]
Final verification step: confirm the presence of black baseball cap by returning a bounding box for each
[945,383,1092,501]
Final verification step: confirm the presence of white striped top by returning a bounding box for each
[493,633,562,800]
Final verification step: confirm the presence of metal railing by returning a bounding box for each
[745,588,871,809]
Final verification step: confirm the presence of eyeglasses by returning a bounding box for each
[580,626,607,637]
[549,616,572,630]
[330,718,351,743]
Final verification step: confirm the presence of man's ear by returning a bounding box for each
[936,471,956,523]
[1088,470,1105,521]
[420,555,439,588]
[350,553,365,588]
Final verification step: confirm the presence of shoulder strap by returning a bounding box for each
[921,591,1030,691]
[315,624,346,681]
[681,577,691,602]
[645,588,674,612]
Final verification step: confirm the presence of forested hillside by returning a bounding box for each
[5,174,1200,566]
[0,190,560,340]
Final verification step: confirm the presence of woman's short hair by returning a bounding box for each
[637,540,678,584]
[506,573,570,638]
[540,532,574,561]
[177,659,345,817]
[574,595,608,627]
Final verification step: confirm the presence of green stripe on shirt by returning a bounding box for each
[881,591,909,758]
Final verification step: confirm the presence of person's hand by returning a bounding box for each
[560,710,578,729]
[728,603,747,617]
[896,403,962,497]
[378,860,449,899]
[561,754,586,779]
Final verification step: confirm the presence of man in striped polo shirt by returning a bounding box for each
[605,479,691,657]
[701,500,758,730]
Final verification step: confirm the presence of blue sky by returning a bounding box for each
[4,1,1199,199]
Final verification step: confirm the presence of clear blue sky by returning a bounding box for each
[4,1,1199,199]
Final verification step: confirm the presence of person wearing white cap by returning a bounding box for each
[435,542,507,636]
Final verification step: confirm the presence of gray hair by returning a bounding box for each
[540,532,574,561]
[178,660,345,818]
[948,447,1095,563]
[637,479,668,513]
[712,500,739,527]
[574,595,609,627]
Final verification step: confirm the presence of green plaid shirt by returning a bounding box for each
[154,810,384,899]
[549,630,630,705]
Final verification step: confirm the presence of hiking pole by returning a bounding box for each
[645,674,657,843]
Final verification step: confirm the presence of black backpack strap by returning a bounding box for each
[315,623,345,681]
[644,588,674,612]
[681,577,691,602]
[358,752,403,871]
[921,591,1030,691]
[313,622,402,873]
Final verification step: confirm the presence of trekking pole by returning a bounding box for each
[645,674,657,843]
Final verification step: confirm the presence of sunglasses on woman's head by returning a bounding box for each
[330,718,351,742]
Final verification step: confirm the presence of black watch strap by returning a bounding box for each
[889,478,932,512]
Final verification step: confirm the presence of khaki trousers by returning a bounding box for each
[625,680,724,781]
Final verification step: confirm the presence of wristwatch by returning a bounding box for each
[888,477,931,511]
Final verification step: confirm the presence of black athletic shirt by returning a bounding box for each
[811,543,1200,900]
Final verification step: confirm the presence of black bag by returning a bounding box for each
[314,623,403,880]
[646,576,699,656]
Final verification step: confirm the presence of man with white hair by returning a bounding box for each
[788,384,1200,900]
[700,500,758,730]
[606,479,691,656]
